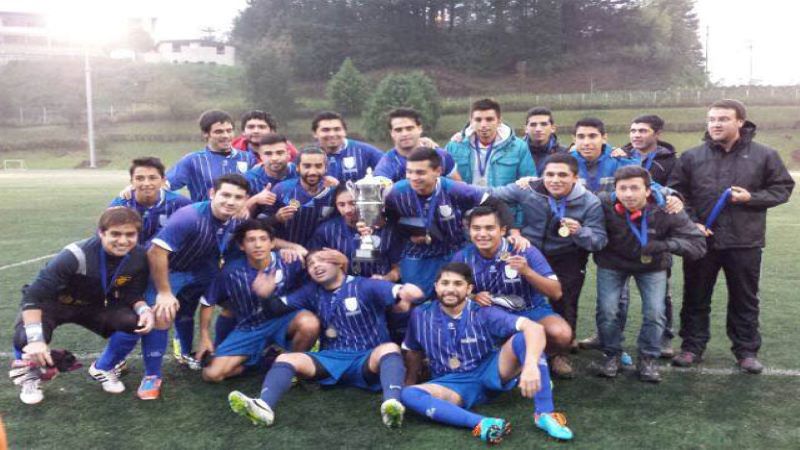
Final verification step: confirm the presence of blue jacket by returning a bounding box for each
[570,144,638,194]
[446,123,537,186]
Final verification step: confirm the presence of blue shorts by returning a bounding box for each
[400,254,452,298]
[518,303,559,322]
[427,351,517,409]
[143,270,215,306]
[307,349,380,392]
[215,311,299,366]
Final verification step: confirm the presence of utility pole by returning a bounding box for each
[84,48,96,169]
[747,40,754,85]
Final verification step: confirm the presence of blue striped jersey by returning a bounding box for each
[324,139,384,183]
[373,147,457,183]
[204,252,305,330]
[166,147,257,202]
[259,178,336,247]
[281,276,400,352]
[308,216,402,278]
[403,300,520,378]
[384,178,486,258]
[244,163,298,195]
[151,202,243,273]
[451,239,555,310]
[109,189,192,244]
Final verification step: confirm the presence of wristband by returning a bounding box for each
[135,304,152,316]
[24,323,44,343]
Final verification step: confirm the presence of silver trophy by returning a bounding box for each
[346,168,389,262]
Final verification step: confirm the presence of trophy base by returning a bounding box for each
[354,248,380,263]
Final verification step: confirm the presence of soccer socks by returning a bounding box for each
[259,362,296,409]
[142,329,168,377]
[214,314,237,346]
[378,352,405,402]
[96,332,139,371]
[511,332,555,414]
[400,386,484,429]
[174,316,194,355]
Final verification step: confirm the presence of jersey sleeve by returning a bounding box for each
[360,278,399,308]
[151,206,196,252]
[202,272,228,307]
[20,249,79,311]
[108,197,127,208]
[449,180,488,210]
[364,144,384,169]
[373,153,396,180]
[525,247,554,278]
[479,306,521,341]
[279,283,317,311]
[439,149,458,177]
[166,155,191,191]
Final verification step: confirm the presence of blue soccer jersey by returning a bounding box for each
[166,147,257,202]
[308,216,402,278]
[151,202,243,273]
[280,276,401,352]
[373,148,457,183]
[259,178,336,247]
[109,189,192,244]
[324,139,383,183]
[403,300,521,378]
[385,178,487,258]
[244,163,298,195]
[451,239,555,310]
[204,252,305,330]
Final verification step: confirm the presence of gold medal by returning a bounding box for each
[325,327,338,339]
[499,251,511,261]
[641,254,653,264]
[448,356,461,369]
[219,257,225,269]
[424,234,432,245]
[288,199,301,209]
[558,224,570,237]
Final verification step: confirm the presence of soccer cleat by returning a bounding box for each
[598,354,620,378]
[229,391,275,427]
[10,360,44,405]
[89,362,125,394]
[577,334,600,350]
[659,336,675,359]
[176,353,202,371]
[637,357,662,383]
[380,398,405,428]
[137,375,162,400]
[535,413,574,440]
[472,417,511,445]
[737,357,764,374]
[550,355,574,379]
[671,351,702,367]
[620,352,634,367]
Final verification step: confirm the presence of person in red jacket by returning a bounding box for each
[232,110,298,162]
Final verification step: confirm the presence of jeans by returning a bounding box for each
[596,267,667,359]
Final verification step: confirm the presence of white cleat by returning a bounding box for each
[380,398,405,428]
[10,360,44,405]
[229,391,275,427]
[89,362,126,394]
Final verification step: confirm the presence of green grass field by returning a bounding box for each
[0,170,798,449]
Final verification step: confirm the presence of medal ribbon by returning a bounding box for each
[547,196,567,221]
[131,189,162,235]
[575,155,600,192]
[412,180,441,233]
[435,303,471,367]
[99,246,131,297]
[625,210,648,248]
[473,136,495,178]
[216,220,233,265]
[704,188,732,229]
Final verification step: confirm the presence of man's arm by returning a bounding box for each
[147,245,179,323]
[506,254,562,300]
[569,197,608,252]
[516,317,546,399]
[745,150,795,208]
[196,304,216,360]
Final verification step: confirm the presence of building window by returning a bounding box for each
[216,45,225,55]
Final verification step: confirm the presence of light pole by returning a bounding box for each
[84,47,97,168]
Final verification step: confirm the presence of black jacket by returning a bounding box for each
[668,121,795,250]
[527,133,568,175]
[20,237,149,310]
[594,194,707,273]
[621,141,677,186]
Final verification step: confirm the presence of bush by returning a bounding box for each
[241,39,296,117]
[326,58,370,116]
[363,71,441,142]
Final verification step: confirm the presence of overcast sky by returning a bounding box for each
[3,0,798,85]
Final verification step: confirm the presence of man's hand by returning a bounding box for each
[234,208,250,220]
[279,248,302,264]
[119,184,134,200]
[318,248,349,269]
[153,292,180,323]
[410,235,429,245]
[251,183,276,206]
[356,221,373,237]
[473,291,493,307]
[449,131,463,143]
[609,147,628,158]
[323,176,340,188]
[418,137,440,149]
[252,269,278,298]
[195,336,215,363]
[642,240,670,255]
[561,218,582,235]
[23,341,53,367]
[505,255,531,274]
[275,205,299,223]
[730,186,751,203]
[518,364,542,398]
[665,195,684,214]
[134,305,155,334]
[515,177,537,189]
[695,223,713,237]
[397,283,425,304]
[507,234,531,252]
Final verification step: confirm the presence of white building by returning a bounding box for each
[145,39,235,66]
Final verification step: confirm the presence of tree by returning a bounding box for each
[144,75,196,119]
[363,71,441,142]
[326,58,370,116]
[240,38,296,117]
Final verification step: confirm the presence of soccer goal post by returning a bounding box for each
[2,160,27,170]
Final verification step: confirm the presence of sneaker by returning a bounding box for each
[229,391,275,427]
[472,417,511,445]
[659,337,675,359]
[10,360,44,405]
[89,362,125,394]
[535,413,573,440]
[550,355,574,379]
[737,357,764,374]
[578,334,600,350]
[380,398,405,428]
[671,351,702,367]
[637,357,662,383]
[176,354,202,371]
[598,354,620,378]
[137,375,162,400]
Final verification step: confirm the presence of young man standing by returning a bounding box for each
[594,166,706,382]
[311,111,383,183]
[569,117,638,194]
[668,99,794,373]
[227,250,424,428]
[524,107,567,174]
[400,263,573,444]
[232,110,298,161]
[9,208,154,404]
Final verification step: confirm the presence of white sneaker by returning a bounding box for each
[10,360,44,405]
[380,398,405,428]
[89,362,125,394]
[228,391,275,426]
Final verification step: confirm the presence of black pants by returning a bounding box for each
[679,247,762,359]
[13,301,139,351]
[547,250,589,341]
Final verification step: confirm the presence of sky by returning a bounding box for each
[2,0,798,86]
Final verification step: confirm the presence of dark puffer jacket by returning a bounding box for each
[621,140,677,186]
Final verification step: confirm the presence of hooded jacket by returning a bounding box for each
[446,123,537,185]
[525,133,568,175]
[570,144,639,194]
[668,121,795,250]
[621,140,677,186]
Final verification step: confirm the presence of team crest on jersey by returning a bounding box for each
[158,214,167,226]
[504,265,519,279]
[439,204,453,218]
[343,156,356,170]
[115,275,132,286]
[237,161,249,173]
[344,297,359,312]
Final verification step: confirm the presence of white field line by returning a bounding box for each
[0,254,57,271]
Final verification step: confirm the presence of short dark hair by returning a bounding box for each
[387,108,422,129]
[614,165,651,186]
[465,201,513,229]
[234,218,275,245]
[631,114,665,133]
[129,157,165,178]
[240,110,277,131]
[213,173,249,192]
[199,110,234,134]
[407,147,442,170]
[470,98,501,117]
[574,117,606,135]
[297,145,327,164]
[312,111,347,132]
[542,153,579,175]
[99,206,142,232]
[436,262,474,285]
[333,183,352,202]
[709,99,747,120]
[260,133,288,147]
[526,107,554,124]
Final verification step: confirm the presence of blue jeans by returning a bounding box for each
[596,267,667,359]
